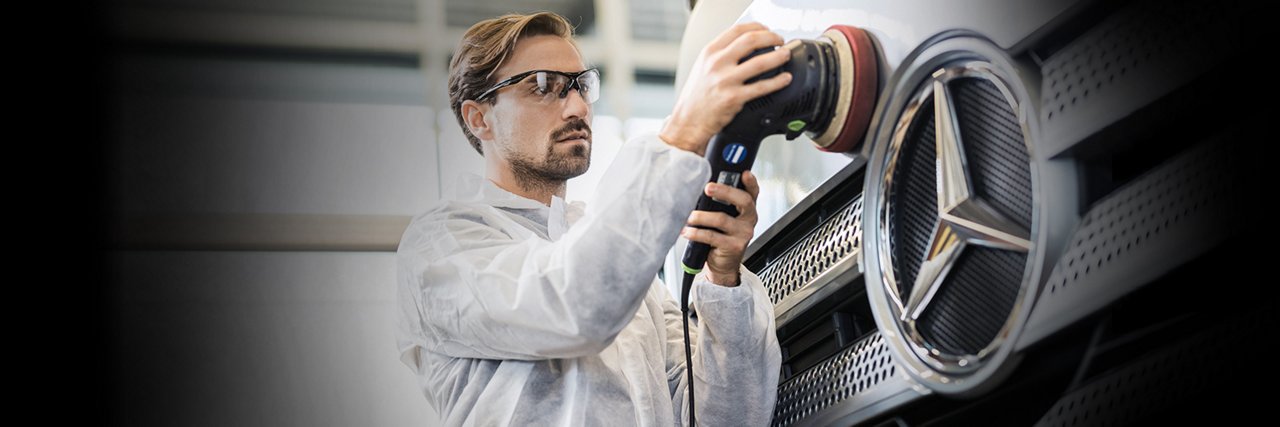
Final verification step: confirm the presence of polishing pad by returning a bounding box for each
[811,25,879,153]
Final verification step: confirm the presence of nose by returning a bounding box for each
[561,87,590,121]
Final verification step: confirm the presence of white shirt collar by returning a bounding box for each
[447,172,585,240]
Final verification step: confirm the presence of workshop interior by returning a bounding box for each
[103,0,1268,425]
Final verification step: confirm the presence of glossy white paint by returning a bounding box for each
[669,0,1077,254]
[740,0,1076,64]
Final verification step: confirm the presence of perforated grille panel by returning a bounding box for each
[772,332,896,427]
[1045,141,1230,296]
[758,196,862,305]
[1041,0,1247,123]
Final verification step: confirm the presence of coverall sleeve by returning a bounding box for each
[397,134,711,364]
[665,264,782,426]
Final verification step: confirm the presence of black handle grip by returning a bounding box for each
[681,132,760,277]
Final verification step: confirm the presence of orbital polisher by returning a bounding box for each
[677,24,878,425]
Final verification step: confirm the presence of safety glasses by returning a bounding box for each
[475,68,600,105]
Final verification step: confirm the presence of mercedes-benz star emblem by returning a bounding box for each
[864,47,1041,395]
[898,75,1033,323]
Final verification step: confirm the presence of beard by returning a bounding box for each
[505,119,592,193]
[508,142,590,181]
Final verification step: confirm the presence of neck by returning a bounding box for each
[487,166,566,207]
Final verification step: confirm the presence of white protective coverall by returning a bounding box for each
[395,133,782,426]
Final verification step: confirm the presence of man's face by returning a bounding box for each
[484,35,593,182]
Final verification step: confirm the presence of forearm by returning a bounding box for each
[555,134,713,339]
[688,266,782,425]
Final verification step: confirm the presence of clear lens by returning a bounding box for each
[577,69,600,104]
[535,72,548,94]
[531,72,563,98]
[525,69,600,105]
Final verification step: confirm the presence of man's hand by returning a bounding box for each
[681,170,761,287]
[660,23,792,156]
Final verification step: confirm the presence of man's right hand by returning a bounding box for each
[660,22,792,156]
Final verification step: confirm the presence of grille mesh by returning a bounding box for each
[758,196,862,305]
[953,78,1033,231]
[771,332,897,427]
[917,247,1024,354]
[888,98,937,299]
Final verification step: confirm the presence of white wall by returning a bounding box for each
[110,251,435,426]
[109,55,452,426]
[108,50,671,426]
[111,96,443,216]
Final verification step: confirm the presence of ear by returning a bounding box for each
[460,100,494,141]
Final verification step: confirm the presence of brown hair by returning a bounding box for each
[448,12,576,156]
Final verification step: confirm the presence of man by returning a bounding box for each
[396,11,793,426]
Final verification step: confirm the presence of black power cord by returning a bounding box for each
[681,271,697,426]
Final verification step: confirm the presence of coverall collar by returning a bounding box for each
[450,171,584,240]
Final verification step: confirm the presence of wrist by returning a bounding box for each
[705,269,741,287]
[659,118,707,157]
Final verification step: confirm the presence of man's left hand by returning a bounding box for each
[682,170,761,287]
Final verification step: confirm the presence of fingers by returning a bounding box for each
[687,210,752,237]
[703,181,759,225]
[682,225,749,255]
[743,71,793,102]
[728,48,790,83]
[683,170,763,273]
[668,23,787,158]
[743,170,760,200]
[721,30,785,66]
[705,22,769,53]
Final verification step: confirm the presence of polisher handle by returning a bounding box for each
[681,132,761,280]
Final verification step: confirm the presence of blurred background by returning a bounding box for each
[103,0,852,425]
